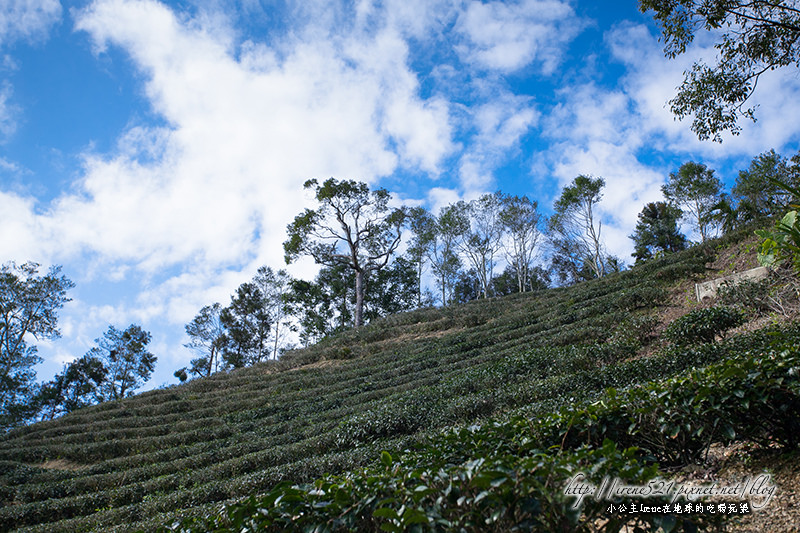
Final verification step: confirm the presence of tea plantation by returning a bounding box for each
[1,230,798,532]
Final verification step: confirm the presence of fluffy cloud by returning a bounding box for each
[456,0,580,73]
[0,0,469,381]
[0,0,62,46]
[459,92,539,193]
[38,0,453,278]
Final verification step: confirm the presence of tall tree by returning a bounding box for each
[641,0,800,141]
[183,303,226,378]
[405,207,436,308]
[88,324,156,402]
[630,201,688,263]
[549,175,607,279]
[428,203,470,305]
[262,268,293,361]
[732,149,798,221]
[220,280,271,368]
[499,194,542,293]
[284,178,406,328]
[460,193,504,299]
[1,262,74,430]
[662,161,723,242]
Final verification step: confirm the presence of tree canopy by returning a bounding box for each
[662,161,723,242]
[1,262,74,430]
[641,0,800,141]
[549,175,607,280]
[630,201,688,263]
[88,325,156,402]
[284,178,405,328]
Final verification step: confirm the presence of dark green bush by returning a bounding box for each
[614,285,667,311]
[663,306,746,346]
[160,440,721,533]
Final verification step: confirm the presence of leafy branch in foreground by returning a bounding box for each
[640,0,800,141]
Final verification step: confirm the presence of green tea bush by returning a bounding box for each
[160,440,721,533]
[616,314,659,344]
[663,306,746,346]
[716,277,775,317]
[614,285,668,311]
[544,340,800,466]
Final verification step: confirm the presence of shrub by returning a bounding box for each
[614,285,667,311]
[663,306,746,346]
[757,209,800,272]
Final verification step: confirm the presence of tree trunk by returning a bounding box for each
[354,269,365,327]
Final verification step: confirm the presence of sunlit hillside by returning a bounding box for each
[1,228,799,532]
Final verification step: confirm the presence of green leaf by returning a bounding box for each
[373,507,399,520]
[380,451,393,467]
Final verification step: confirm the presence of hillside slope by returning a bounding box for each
[1,229,798,532]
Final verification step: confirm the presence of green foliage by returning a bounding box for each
[640,0,800,141]
[662,161,723,242]
[89,324,156,402]
[161,441,692,533]
[283,178,406,327]
[630,201,687,263]
[664,306,746,346]
[613,284,667,311]
[1,262,74,430]
[165,333,800,532]
[0,237,792,532]
[663,306,746,346]
[732,149,799,222]
[552,338,800,465]
[757,210,800,272]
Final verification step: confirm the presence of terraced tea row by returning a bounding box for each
[0,243,731,531]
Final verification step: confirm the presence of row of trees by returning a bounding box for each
[0,261,156,429]
[4,149,798,423]
[632,150,800,263]
[177,148,800,383]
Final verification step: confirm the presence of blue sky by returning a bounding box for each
[2,0,799,389]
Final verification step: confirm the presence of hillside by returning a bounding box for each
[1,228,799,532]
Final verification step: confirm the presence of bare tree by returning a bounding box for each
[499,194,542,293]
[549,175,607,280]
[460,193,504,299]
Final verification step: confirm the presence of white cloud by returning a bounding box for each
[0,0,463,384]
[0,0,62,47]
[22,0,452,278]
[540,20,800,262]
[458,92,539,193]
[0,190,49,262]
[541,81,666,261]
[456,0,580,73]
